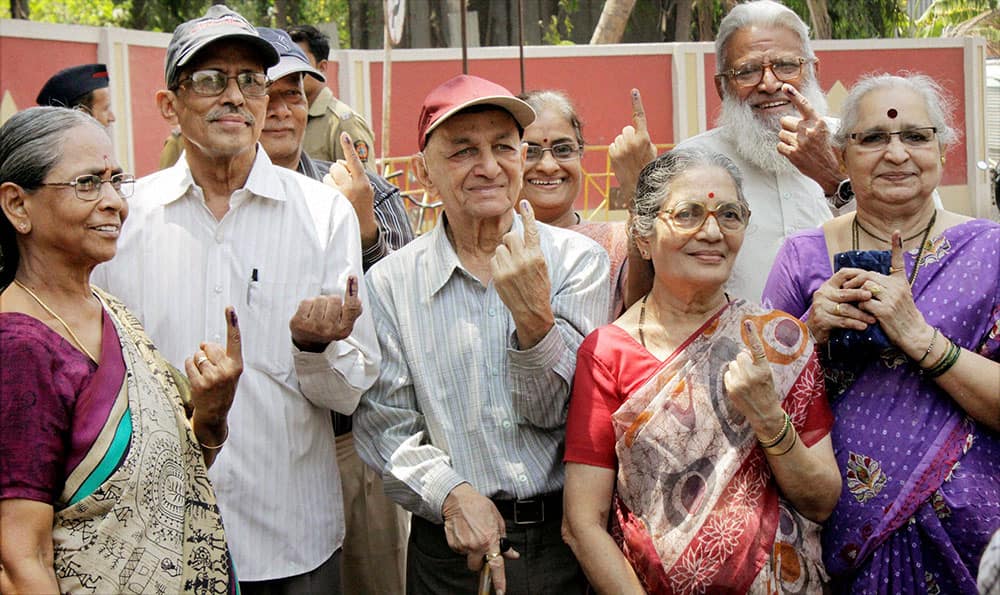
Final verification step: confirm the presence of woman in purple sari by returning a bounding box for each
[763,73,1000,593]
[0,107,243,593]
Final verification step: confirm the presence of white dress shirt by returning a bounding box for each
[93,147,380,581]
[354,215,609,523]
[676,127,837,302]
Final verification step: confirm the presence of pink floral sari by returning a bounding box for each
[611,300,833,593]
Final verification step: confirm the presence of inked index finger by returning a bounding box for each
[742,319,767,363]
[519,199,540,249]
[782,83,820,121]
[339,132,366,181]
[630,88,648,133]
[224,307,243,364]
[889,230,905,277]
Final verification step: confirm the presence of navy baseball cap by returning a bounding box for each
[37,64,109,107]
[164,5,279,87]
[258,28,325,83]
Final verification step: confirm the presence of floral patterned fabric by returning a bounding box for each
[610,300,833,593]
[763,219,1000,594]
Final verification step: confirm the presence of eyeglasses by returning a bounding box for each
[176,70,270,98]
[658,200,751,233]
[525,143,583,162]
[717,57,811,88]
[848,127,937,150]
[39,173,135,201]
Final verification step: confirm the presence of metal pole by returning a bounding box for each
[382,0,392,172]
[517,0,525,93]
[460,0,468,74]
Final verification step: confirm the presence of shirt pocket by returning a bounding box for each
[246,280,315,381]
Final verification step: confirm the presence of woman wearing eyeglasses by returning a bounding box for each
[0,107,243,593]
[563,148,841,594]
[763,73,1000,594]
[517,90,635,318]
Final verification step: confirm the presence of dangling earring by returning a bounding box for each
[940,156,946,166]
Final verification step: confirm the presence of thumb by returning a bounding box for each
[224,307,243,364]
[889,230,906,278]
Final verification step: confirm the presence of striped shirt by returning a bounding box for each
[354,215,609,523]
[92,147,380,580]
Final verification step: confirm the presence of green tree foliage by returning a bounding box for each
[13,0,350,47]
[542,0,579,45]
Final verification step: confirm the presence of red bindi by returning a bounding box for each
[887,108,898,119]
[708,192,715,198]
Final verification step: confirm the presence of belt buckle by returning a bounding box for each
[513,498,543,525]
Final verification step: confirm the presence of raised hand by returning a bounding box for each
[776,83,842,196]
[289,276,363,352]
[186,307,243,449]
[610,88,657,210]
[490,200,554,349]
[723,320,785,435]
[324,132,379,247]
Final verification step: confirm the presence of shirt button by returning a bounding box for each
[215,231,224,243]
[488,308,496,316]
[213,334,221,342]
[492,369,499,377]
[518,474,528,483]
[782,192,790,200]
[214,285,223,293]
[502,420,512,429]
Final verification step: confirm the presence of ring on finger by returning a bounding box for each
[484,551,501,562]
[868,284,884,297]
[196,355,209,367]
[835,303,843,316]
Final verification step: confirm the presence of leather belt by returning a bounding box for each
[491,491,562,526]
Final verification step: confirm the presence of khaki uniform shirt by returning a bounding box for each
[304,86,376,172]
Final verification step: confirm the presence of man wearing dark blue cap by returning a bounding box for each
[36,63,116,129]
[92,6,380,594]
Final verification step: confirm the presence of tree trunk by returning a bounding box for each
[590,0,637,44]
[695,0,713,41]
[804,0,832,39]
[673,0,692,42]
[10,0,28,19]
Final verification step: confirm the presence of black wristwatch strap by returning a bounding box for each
[829,179,854,208]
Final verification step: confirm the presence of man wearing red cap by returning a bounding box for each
[355,74,609,595]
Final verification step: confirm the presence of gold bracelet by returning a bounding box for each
[198,424,229,450]
[757,412,791,449]
[765,427,798,456]
[916,327,939,365]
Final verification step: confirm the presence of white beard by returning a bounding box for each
[717,77,828,175]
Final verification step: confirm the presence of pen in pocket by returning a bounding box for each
[246,268,259,305]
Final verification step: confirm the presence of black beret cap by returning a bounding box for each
[36,63,109,108]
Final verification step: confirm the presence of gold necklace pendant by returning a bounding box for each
[12,279,98,362]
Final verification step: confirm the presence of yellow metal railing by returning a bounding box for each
[381,144,673,235]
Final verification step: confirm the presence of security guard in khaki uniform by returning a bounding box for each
[288,25,376,172]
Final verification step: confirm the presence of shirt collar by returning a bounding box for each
[309,86,333,118]
[158,144,287,206]
[424,213,522,297]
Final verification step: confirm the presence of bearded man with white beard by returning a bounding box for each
[612,0,850,302]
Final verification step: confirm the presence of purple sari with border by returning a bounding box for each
[763,219,1000,594]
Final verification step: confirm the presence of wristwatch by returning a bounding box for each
[827,179,854,208]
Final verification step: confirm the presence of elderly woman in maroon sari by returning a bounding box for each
[0,107,243,593]
[563,148,841,593]
[763,73,1000,593]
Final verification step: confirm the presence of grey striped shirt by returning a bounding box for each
[354,215,610,522]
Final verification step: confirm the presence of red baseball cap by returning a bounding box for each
[417,74,535,150]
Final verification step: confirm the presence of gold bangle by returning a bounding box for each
[198,424,229,450]
[765,427,798,456]
[757,412,790,449]
[916,328,939,365]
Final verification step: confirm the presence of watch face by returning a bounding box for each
[838,179,854,205]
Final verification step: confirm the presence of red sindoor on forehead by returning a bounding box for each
[708,192,715,198]
[887,108,898,119]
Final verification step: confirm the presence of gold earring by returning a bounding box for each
[940,156,946,165]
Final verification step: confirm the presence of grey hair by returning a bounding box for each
[831,72,959,151]
[716,0,816,72]
[517,89,585,147]
[630,148,748,241]
[0,106,101,288]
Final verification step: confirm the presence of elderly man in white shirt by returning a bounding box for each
[354,74,609,595]
[612,0,850,302]
[92,6,379,594]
